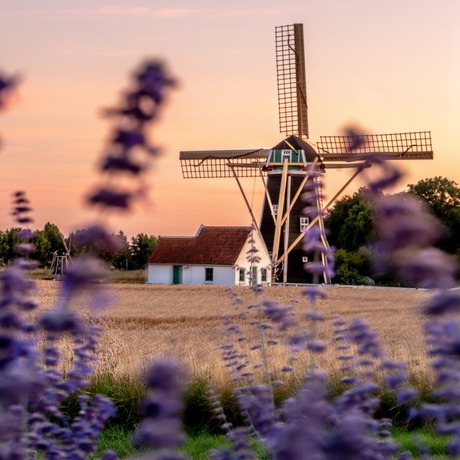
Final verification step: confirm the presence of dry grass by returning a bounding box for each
[34,281,434,387]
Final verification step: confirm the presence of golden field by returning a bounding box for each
[35,280,435,386]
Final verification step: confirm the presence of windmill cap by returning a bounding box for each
[271,135,324,169]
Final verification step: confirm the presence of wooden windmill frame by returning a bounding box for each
[50,235,72,278]
[180,24,433,285]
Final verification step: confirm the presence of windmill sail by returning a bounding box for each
[276,23,308,138]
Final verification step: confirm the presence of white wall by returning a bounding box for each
[148,264,172,284]
[189,265,235,285]
[148,264,236,285]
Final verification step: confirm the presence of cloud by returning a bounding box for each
[98,5,192,18]
[154,8,192,18]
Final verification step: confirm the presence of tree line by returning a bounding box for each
[2,176,457,282]
[0,222,158,270]
[325,176,460,285]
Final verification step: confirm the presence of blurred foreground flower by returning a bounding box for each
[134,358,188,458]
[87,59,176,213]
[0,69,19,110]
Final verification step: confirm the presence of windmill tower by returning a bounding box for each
[50,235,72,278]
[180,23,433,285]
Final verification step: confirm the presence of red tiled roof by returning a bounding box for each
[148,226,253,265]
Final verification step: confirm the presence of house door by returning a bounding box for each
[172,265,183,284]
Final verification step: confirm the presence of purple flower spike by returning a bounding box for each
[18,229,33,240]
[15,243,35,255]
[307,339,326,353]
[11,191,34,225]
[87,187,132,209]
[73,225,124,252]
[62,256,107,294]
[39,310,82,334]
[423,290,460,316]
[374,194,442,251]
[0,70,20,109]
[145,358,186,394]
[395,248,457,289]
[87,60,175,214]
[368,160,404,192]
[286,332,308,352]
[396,387,419,404]
[112,128,145,149]
[343,126,368,152]
[135,358,187,452]
[262,300,290,323]
[135,59,177,106]
[302,287,328,302]
[101,154,145,175]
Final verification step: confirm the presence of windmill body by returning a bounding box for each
[259,135,324,283]
[180,23,433,285]
[50,235,72,278]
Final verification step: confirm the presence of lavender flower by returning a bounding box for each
[423,289,460,316]
[301,171,335,283]
[11,191,34,227]
[73,224,126,253]
[88,60,176,213]
[134,358,187,454]
[373,194,443,252]
[87,186,134,210]
[0,70,19,110]
[394,247,457,289]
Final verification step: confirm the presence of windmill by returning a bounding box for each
[50,235,72,278]
[180,23,433,284]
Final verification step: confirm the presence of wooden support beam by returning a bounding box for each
[277,164,368,265]
[271,159,289,262]
[230,166,262,238]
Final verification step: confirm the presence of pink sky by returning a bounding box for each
[1,1,459,238]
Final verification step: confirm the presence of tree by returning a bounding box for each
[129,233,158,270]
[325,188,374,252]
[407,176,460,255]
[111,231,131,270]
[43,222,66,253]
[334,248,369,285]
[407,176,460,213]
[0,228,21,265]
[30,230,52,267]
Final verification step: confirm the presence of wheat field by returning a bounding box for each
[34,280,435,387]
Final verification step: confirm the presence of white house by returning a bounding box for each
[147,225,272,285]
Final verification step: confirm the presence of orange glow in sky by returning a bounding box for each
[1,1,459,238]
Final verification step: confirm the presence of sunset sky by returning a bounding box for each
[1,0,459,238]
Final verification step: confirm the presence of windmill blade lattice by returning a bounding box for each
[276,24,308,138]
[318,131,433,162]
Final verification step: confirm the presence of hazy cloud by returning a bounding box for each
[99,5,192,18]
[155,8,192,18]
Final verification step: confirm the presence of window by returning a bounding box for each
[250,266,257,285]
[272,204,278,216]
[239,268,245,282]
[300,217,310,232]
[282,149,291,162]
[261,268,267,282]
[205,267,213,282]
